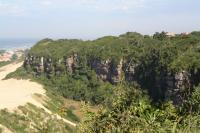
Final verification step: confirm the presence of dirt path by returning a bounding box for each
[0,62,77,127]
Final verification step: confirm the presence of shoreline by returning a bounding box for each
[0,38,38,50]
[0,44,33,51]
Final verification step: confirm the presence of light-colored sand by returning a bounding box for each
[0,62,77,127]
[0,124,13,133]
[0,62,45,110]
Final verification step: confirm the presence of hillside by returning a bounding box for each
[6,31,200,132]
[0,63,79,132]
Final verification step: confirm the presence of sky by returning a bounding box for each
[0,0,200,39]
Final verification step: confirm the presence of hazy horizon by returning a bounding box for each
[0,30,197,40]
[0,38,38,50]
[1,0,200,39]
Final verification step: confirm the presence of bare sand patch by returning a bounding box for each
[0,62,77,126]
[0,62,45,110]
[0,124,13,133]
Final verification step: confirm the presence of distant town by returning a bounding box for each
[0,49,24,62]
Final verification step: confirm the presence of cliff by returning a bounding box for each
[23,32,200,105]
[24,54,200,105]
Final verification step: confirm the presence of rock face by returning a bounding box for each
[91,59,123,84]
[40,57,44,72]
[124,64,137,82]
[138,69,197,105]
[24,54,200,105]
[175,71,191,90]
[24,56,45,76]
[44,58,53,78]
[164,71,191,105]
[173,71,191,105]
[91,59,111,81]
[65,54,77,74]
[110,59,123,84]
[24,55,124,83]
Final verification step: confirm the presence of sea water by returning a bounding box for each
[0,38,38,50]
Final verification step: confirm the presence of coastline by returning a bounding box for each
[0,38,38,50]
[0,43,34,51]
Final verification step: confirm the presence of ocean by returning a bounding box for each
[0,38,39,50]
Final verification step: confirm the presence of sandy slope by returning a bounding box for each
[0,124,13,133]
[0,62,45,110]
[0,62,77,127]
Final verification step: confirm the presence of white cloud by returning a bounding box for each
[81,0,171,12]
[0,1,25,16]
[40,0,53,6]
[0,0,148,16]
[35,0,147,12]
[79,0,146,12]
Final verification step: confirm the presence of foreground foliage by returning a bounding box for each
[79,83,200,132]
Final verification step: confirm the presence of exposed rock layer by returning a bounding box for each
[24,55,200,105]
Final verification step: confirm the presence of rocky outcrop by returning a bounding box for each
[164,71,191,105]
[142,70,194,105]
[110,59,123,84]
[40,57,44,72]
[91,59,123,84]
[24,54,200,105]
[44,58,53,73]
[91,59,111,81]
[175,71,191,90]
[173,71,191,105]
[24,54,77,77]
[65,54,77,74]
[124,64,137,82]
[24,56,45,76]
[24,55,125,84]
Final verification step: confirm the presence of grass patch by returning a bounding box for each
[0,61,12,68]
[0,103,76,133]
[65,109,80,123]
[0,53,25,69]
[4,66,31,80]
[42,92,81,123]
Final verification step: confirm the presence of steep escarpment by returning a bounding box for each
[22,32,200,105]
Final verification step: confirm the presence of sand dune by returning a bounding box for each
[0,62,45,110]
[0,62,77,127]
[0,124,13,133]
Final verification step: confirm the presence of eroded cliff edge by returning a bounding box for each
[23,32,200,105]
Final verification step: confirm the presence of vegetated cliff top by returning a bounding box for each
[28,31,200,72]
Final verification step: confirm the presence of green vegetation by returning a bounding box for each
[0,61,11,67]
[79,83,200,132]
[0,50,6,55]
[43,92,81,123]
[0,103,75,133]
[4,66,31,80]
[6,31,200,132]
[0,50,24,68]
